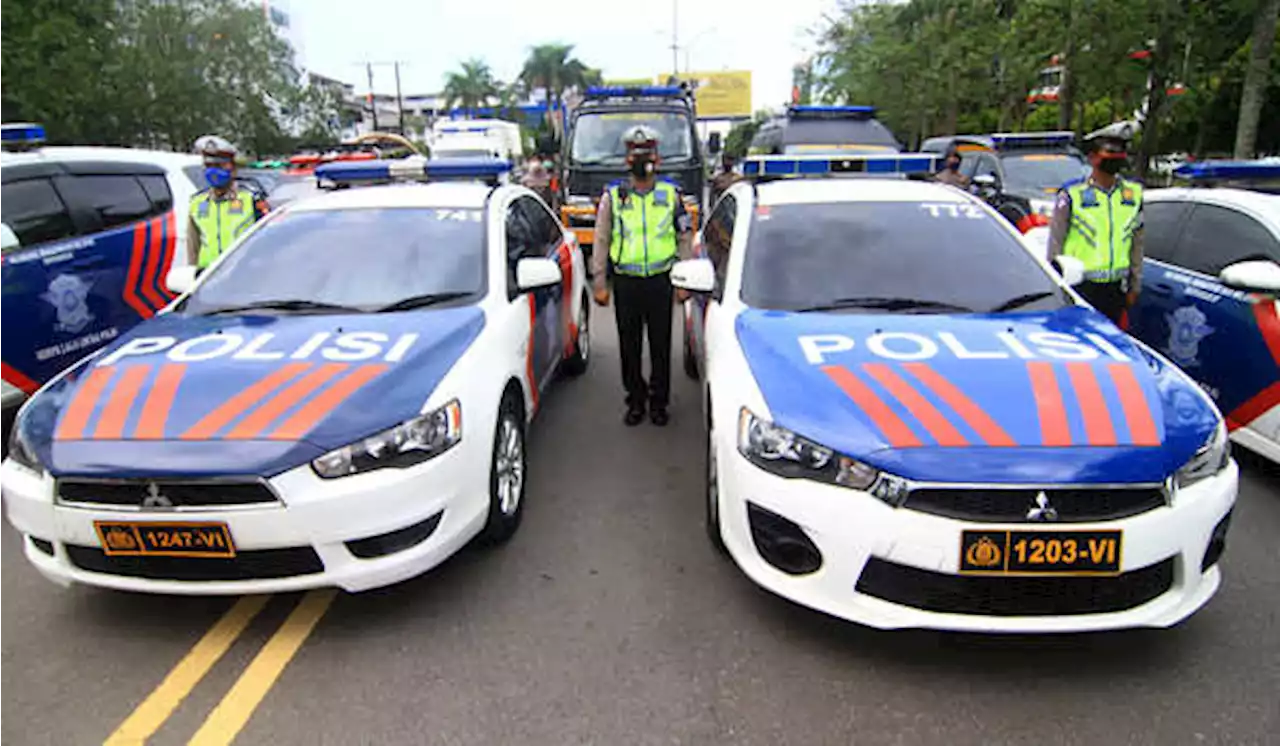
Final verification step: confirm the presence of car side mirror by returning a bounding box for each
[0,223,19,253]
[166,265,199,295]
[972,173,999,191]
[1051,255,1086,287]
[1220,259,1280,293]
[516,256,562,291]
[708,132,722,155]
[671,258,716,293]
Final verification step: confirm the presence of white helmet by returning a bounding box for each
[194,134,238,158]
[622,125,660,154]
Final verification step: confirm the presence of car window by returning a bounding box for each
[180,207,486,313]
[506,199,538,259]
[56,174,156,231]
[1,177,77,249]
[999,153,1089,193]
[779,119,900,151]
[974,155,1000,180]
[741,201,1068,313]
[1173,203,1280,276]
[1142,201,1192,263]
[183,164,207,190]
[703,194,736,300]
[517,196,562,251]
[138,174,174,213]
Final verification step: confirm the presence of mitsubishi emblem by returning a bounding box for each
[1026,492,1059,522]
[141,482,174,509]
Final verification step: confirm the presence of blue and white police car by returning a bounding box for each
[674,153,1238,632]
[1127,160,1280,463]
[2,157,591,594]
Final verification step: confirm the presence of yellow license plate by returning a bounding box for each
[95,521,236,558]
[959,529,1121,576]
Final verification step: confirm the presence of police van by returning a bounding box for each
[1,124,204,416]
[748,105,901,157]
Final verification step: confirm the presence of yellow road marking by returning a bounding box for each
[187,589,337,746]
[103,595,271,746]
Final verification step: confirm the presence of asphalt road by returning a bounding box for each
[4,303,1280,746]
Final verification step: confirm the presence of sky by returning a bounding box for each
[287,0,842,112]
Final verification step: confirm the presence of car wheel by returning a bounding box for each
[561,294,590,376]
[705,409,727,555]
[477,394,526,547]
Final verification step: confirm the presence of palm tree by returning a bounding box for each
[443,58,500,116]
[520,44,594,130]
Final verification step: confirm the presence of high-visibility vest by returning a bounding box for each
[190,188,259,268]
[1060,178,1143,283]
[608,181,679,277]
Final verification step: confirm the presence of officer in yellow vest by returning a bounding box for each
[1046,122,1144,325]
[186,135,269,271]
[590,125,694,426]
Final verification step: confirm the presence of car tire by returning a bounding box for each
[476,393,526,547]
[561,294,590,376]
[705,407,727,556]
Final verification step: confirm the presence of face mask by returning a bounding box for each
[629,158,654,178]
[947,160,960,171]
[204,166,232,188]
[1098,156,1126,175]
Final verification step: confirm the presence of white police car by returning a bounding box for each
[2,157,590,594]
[674,153,1238,632]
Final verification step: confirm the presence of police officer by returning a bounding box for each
[709,152,742,207]
[186,135,270,271]
[1046,122,1143,325]
[591,125,694,426]
[933,142,971,189]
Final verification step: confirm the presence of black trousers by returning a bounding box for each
[1076,280,1127,325]
[613,272,674,410]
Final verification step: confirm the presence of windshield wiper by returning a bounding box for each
[791,296,977,314]
[374,291,472,313]
[989,291,1059,313]
[199,299,365,316]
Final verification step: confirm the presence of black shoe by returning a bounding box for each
[624,407,646,426]
[650,407,669,427]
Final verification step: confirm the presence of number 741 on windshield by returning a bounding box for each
[920,203,985,219]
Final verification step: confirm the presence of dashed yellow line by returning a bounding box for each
[103,595,272,746]
[187,589,337,746]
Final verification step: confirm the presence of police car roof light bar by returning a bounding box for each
[315,157,512,188]
[1173,160,1280,183]
[1,122,46,150]
[742,153,941,178]
[585,85,685,98]
[787,105,876,119]
[988,131,1075,149]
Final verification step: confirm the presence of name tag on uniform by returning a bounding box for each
[229,199,244,213]
[1121,187,1136,205]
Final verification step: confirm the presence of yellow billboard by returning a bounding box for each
[689,70,752,118]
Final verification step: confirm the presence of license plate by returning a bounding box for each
[959,529,1122,576]
[95,521,236,558]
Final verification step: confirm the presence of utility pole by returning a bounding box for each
[366,62,379,132]
[671,0,679,78]
[394,61,405,136]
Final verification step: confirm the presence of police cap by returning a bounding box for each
[1083,121,1136,153]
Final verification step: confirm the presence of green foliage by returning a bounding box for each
[443,58,500,112]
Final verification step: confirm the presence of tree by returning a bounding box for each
[443,58,499,114]
[520,43,593,129]
[1234,0,1280,157]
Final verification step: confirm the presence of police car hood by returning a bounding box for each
[21,307,485,478]
[736,306,1218,484]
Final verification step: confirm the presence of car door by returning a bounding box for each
[505,196,562,394]
[1134,200,1280,440]
[690,192,738,369]
[1128,198,1193,339]
[518,195,570,385]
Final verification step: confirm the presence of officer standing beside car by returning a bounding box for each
[187,135,270,271]
[591,125,694,427]
[1046,122,1144,325]
[933,142,971,189]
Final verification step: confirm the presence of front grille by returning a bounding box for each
[57,479,278,508]
[855,557,1175,617]
[904,486,1167,523]
[66,545,323,581]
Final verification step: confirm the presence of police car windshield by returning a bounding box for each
[741,201,1068,314]
[1000,153,1090,192]
[779,119,900,152]
[570,112,693,164]
[182,207,485,314]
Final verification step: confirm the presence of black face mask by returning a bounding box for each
[946,159,960,171]
[629,158,654,178]
[1098,156,1126,175]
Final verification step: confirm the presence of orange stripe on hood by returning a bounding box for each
[55,367,116,440]
[1066,363,1117,446]
[861,363,968,446]
[93,365,152,439]
[822,365,921,448]
[135,364,186,439]
[181,363,311,440]
[1026,362,1071,446]
[224,363,350,440]
[1107,364,1160,446]
[266,365,389,440]
[902,363,1016,446]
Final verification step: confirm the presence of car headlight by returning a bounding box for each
[736,408,907,503]
[1175,420,1230,489]
[312,400,461,479]
[7,421,45,474]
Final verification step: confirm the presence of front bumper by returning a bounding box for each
[717,443,1239,633]
[1,442,491,595]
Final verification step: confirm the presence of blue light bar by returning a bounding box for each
[585,85,684,98]
[1,123,46,143]
[315,157,513,186]
[742,153,940,177]
[789,105,875,114]
[988,131,1074,148]
[1173,160,1280,182]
